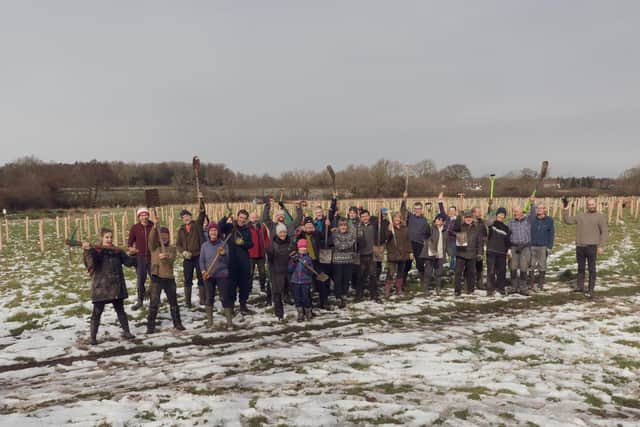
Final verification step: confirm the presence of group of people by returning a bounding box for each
[81,192,608,345]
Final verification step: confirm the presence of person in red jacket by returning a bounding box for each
[248,212,271,299]
[127,208,154,310]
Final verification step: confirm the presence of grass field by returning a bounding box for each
[1,204,639,426]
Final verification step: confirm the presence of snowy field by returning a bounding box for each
[1,216,640,426]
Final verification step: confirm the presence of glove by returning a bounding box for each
[225,207,233,217]
[202,271,211,280]
[561,196,569,209]
[182,251,192,259]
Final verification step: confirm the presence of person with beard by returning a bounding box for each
[176,194,207,308]
[218,209,254,315]
[562,197,608,298]
[127,208,154,311]
[147,219,185,334]
[400,193,430,288]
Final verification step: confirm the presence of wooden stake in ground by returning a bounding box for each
[39,219,45,253]
[55,216,60,239]
[0,220,3,251]
[25,216,29,240]
[113,216,119,247]
[64,216,69,240]
[121,214,127,247]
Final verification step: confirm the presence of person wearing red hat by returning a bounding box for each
[147,219,185,334]
[200,222,233,329]
[127,207,154,310]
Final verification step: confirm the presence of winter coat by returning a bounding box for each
[288,253,314,284]
[531,215,555,249]
[149,228,177,279]
[486,218,511,256]
[176,210,206,257]
[563,209,608,248]
[128,221,154,258]
[357,216,387,256]
[332,228,356,264]
[199,239,230,278]
[420,223,447,259]
[438,202,457,243]
[401,200,430,243]
[248,222,270,259]
[218,217,254,266]
[453,216,483,260]
[384,224,412,262]
[83,247,136,303]
[509,205,536,247]
[266,235,294,274]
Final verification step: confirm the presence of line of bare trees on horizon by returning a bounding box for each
[1,156,638,211]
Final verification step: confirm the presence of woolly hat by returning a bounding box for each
[159,227,170,234]
[136,207,150,217]
[297,239,308,249]
[496,207,507,216]
[463,210,474,218]
[275,223,287,235]
[180,209,192,217]
[206,223,219,232]
[303,216,314,225]
[348,206,359,213]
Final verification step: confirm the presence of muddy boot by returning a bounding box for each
[384,280,393,299]
[90,312,100,345]
[224,307,234,330]
[170,306,185,331]
[537,271,546,291]
[198,286,205,306]
[205,305,214,329]
[519,272,529,296]
[117,311,135,340]
[395,279,404,298]
[240,302,254,315]
[304,308,313,321]
[527,272,535,291]
[337,297,346,308]
[184,286,193,308]
[146,307,158,334]
[296,307,304,322]
[131,298,143,311]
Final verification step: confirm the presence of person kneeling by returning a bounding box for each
[147,223,185,334]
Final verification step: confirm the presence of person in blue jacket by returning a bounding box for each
[289,239,314,322]
[200,223,233,329]
[530,198,555,291]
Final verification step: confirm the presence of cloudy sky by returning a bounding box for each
[1,1,638,177]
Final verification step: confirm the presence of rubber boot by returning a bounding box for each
[537,271,546,291]
[240,302,254,315]
[90,311,100,345]
[170,306,185,331]
[587,276,595,299]
[131,298,143,311]
[527,272,535,291]
[395,279,404,298]
[224,307,234,330]
[266,283,273,306]
[205,305,214,329]
[519,272,529,296]
[198,286,205,306]
[509,270,518,294]
[304,307,313,321]
[146,307,158,334]
[184,286,193,308]
[117,311,135,340]
[296,307,304,322]
[384,280,393,299]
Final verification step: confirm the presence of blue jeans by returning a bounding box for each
[448,241,457,270]
[292,282,312,308]
[136,256,151,301]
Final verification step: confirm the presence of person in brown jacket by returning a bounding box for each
[562,197,608,298]
[147,220,185,334]
[83,228,137,345]
[176,195,206,308]
[453,210,483,296]
[383,212,412,298]
[127,208,154,311]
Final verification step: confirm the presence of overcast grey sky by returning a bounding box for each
[1,1,638,177]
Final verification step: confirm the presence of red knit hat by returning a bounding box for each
[297,239,308,249]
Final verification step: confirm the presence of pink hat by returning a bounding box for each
[297,239,308,249]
